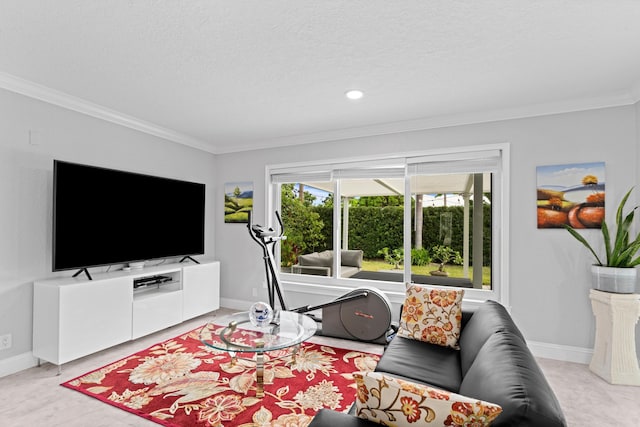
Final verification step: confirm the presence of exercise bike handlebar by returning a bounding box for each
[275,211,284,237]
[247,210,288,310]
[248,211,287,241]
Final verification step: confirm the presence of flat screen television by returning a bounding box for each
[53,160,205,276]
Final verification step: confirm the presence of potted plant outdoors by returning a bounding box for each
[378,247,404,270]
[564,187,640,293]
[429,245,463,277]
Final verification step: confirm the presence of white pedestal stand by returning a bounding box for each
[589,289,640,385]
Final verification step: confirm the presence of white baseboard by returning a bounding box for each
[0,327,611,378]
[221,295,600,365]
[222,294,603,366]
[528,340,593,364]
[0,352,38,378]
[220,297,252,311]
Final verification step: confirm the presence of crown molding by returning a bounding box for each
[0,72,215,154]
[220,90,639,154]
[2,71,637,156]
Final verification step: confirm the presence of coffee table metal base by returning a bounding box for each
[227,343,302,398]
[200,311,317,398]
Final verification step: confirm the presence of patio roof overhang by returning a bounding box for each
[302,172,491,198]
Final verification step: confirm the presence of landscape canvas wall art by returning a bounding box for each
[536,162,605,229]
[224,181,253,223]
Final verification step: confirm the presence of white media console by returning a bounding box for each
[33,260,220,368]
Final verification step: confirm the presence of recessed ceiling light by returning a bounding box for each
[345,90,364,100]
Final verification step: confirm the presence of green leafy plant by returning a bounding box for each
[430,245,463,272]
[564,187,640,267]
[411,248,431,266]
[378,247,404,269]
[280,184,324,267]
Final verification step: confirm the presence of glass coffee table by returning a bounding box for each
[199,310,317,397]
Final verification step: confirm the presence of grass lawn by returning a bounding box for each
[362,259,491,286]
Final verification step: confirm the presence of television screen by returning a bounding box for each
[53,160,205,272]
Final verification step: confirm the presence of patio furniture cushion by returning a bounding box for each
[297,250,333,267]
[341,249,363,267]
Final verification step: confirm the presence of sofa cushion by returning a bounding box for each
[374,335,463,392]
[341,249,363,267]
[354,371,502,427]
[458,300,526,376]
[397,284,464,349]
[459,332,567,427]
[340,265,361,278]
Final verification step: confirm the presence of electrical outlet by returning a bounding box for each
[252,288,258,297]
[0,334,11,350]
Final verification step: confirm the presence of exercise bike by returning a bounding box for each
[247,211,395,344]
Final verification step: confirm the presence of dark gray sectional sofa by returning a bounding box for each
[309,300,567,427]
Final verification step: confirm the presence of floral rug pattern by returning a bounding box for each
[62,325,379,427]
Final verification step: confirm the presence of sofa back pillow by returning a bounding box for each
[354,371,502,426]
[397,284,464,349]
[458,300,526,376]
[459,332,567,427]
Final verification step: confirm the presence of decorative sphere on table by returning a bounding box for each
[249,301,273,327]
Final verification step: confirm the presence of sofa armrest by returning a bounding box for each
[309,409,376,427]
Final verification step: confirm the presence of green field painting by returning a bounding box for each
[224,181,253,223]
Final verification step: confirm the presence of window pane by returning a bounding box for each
[340,178,405,283]
[280,183,334,276]
[272,149,500,295]
[410,173,492,289]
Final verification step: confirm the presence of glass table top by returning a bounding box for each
[199,310,317,353]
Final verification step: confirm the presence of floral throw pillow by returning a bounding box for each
[354,372,502,426]
[397,284,464,348]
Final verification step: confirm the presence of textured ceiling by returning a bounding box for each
[1,1,640,154]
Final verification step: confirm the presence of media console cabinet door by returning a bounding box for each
[34,277,132,365]
[182,261,220,320]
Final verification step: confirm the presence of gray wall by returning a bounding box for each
[0,89,216,371]
[1,84,638,373]
[215,104,640,361]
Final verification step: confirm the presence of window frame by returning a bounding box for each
[265,143,510,307]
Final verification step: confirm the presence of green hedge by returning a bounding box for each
[309,205,491,266]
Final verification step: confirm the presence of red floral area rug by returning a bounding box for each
[61,326,379,427]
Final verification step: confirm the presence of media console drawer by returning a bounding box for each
[132,290,183,339]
